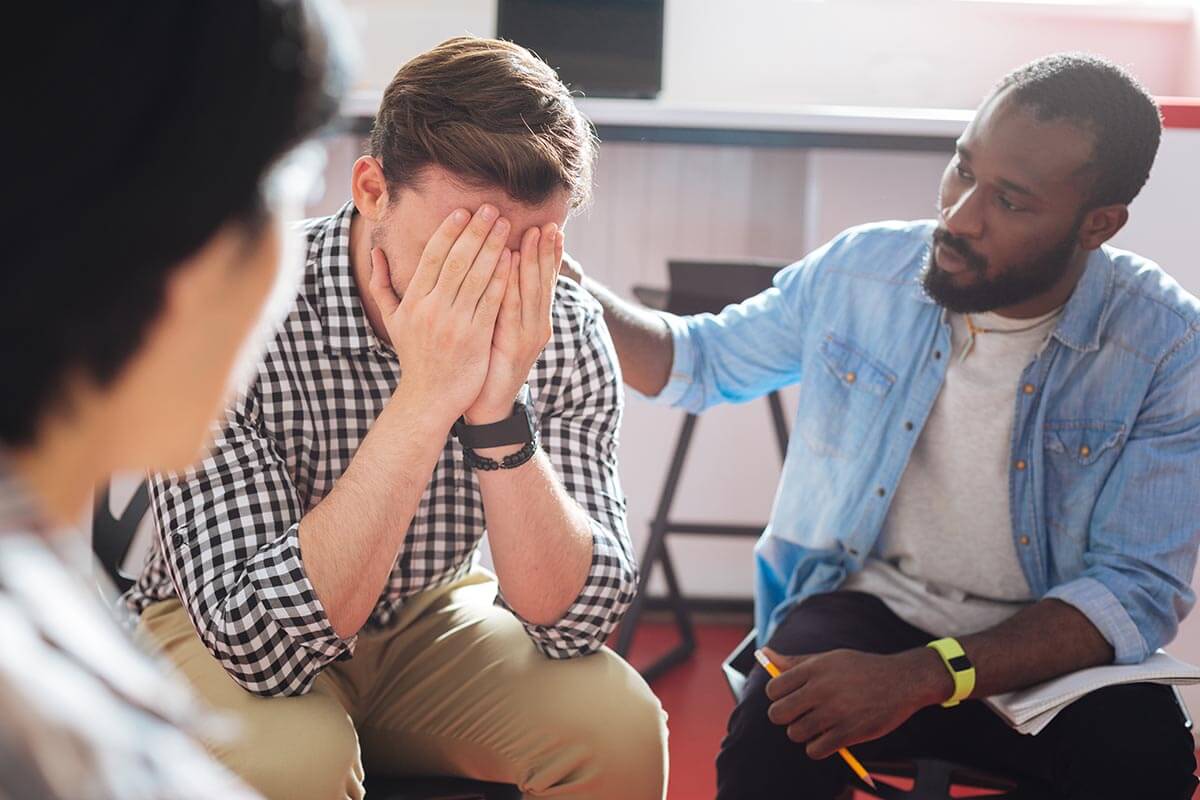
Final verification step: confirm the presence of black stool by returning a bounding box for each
[613,259,789,684]
[92,479,522,800]
[362,776,520,800]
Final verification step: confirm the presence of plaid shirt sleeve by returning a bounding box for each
[494,281,638,658]
[150,388,352,697]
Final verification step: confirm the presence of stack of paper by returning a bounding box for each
[984,650,1200,735]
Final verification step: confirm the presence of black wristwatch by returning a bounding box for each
[453,385,539,470]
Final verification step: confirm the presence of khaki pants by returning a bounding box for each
[136,570,668,800]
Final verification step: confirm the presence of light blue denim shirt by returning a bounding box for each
[657,220,1200,664]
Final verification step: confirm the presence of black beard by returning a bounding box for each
[922,227,1079,314]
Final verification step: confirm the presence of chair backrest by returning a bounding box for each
[664,259,785,316]
[92,478,152,593]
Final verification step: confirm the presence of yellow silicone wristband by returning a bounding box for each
[926,637,976,708]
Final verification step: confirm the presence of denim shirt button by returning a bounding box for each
[1019,535,1031,546]
[1015,460,1027,471]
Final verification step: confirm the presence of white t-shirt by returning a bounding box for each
[842,306,1062,637]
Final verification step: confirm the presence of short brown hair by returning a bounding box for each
[368,36,596,209]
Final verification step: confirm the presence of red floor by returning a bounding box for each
[624,618,1200,800]
[623,619,746,800]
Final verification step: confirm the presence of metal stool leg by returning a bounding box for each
[638,538,697,683]
[617,392,790,682]
[614,413,698,671]
[910,760,954,796]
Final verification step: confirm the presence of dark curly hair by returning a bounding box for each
[995,53,1162,208]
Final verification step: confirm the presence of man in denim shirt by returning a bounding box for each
[565,54,1200,798]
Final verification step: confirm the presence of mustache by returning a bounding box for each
[932,228,987,272]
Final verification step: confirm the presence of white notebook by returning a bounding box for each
[983,650,1200,735]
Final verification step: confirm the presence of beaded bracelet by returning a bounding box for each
[462,438,539,471]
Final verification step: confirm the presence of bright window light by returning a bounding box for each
[953,0,1195,18]
[956,0,1193,5]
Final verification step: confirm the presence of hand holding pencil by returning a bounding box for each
[755,649,877,790]
[753,641,959,791]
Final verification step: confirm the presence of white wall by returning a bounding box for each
[344,0,495,90]
[1190,4,1200,95]
[1110,128,1200,285]
[343,0,1196,104]
[566,143,810,599]
[661,0,1193,108]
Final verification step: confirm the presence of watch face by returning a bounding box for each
[949,655,973,672]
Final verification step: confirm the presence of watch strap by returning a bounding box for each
[453,409,533,450]
[453,387,535,450]
[926,637,976,708]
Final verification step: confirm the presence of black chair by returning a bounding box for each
[614,259,791,684]
[93,480,151,593]
[92,478,522,800]
[361,777,521,800]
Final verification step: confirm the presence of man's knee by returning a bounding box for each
[583,655,668,772]
[217,687,364,800]
[139,603,363,800]
[521,649,667,799]
[717,670,844,800]
[1050,684,1196,799]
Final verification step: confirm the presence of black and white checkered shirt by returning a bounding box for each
[124,202,636,697]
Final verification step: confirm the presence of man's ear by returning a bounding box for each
[350,156,390,220]
[1077,204,1128,251]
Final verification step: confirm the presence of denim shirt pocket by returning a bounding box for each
[1041,420,1127,553]
[797,334,896,458]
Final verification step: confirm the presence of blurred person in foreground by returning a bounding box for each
[0,1,349,797]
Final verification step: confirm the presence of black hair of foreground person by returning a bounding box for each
[2,0,349,445]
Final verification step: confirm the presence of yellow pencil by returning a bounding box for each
[754,649,877,791]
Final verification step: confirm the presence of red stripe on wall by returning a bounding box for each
[1159,97,1200,130]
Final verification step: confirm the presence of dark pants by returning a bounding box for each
[716,591,1197,799]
